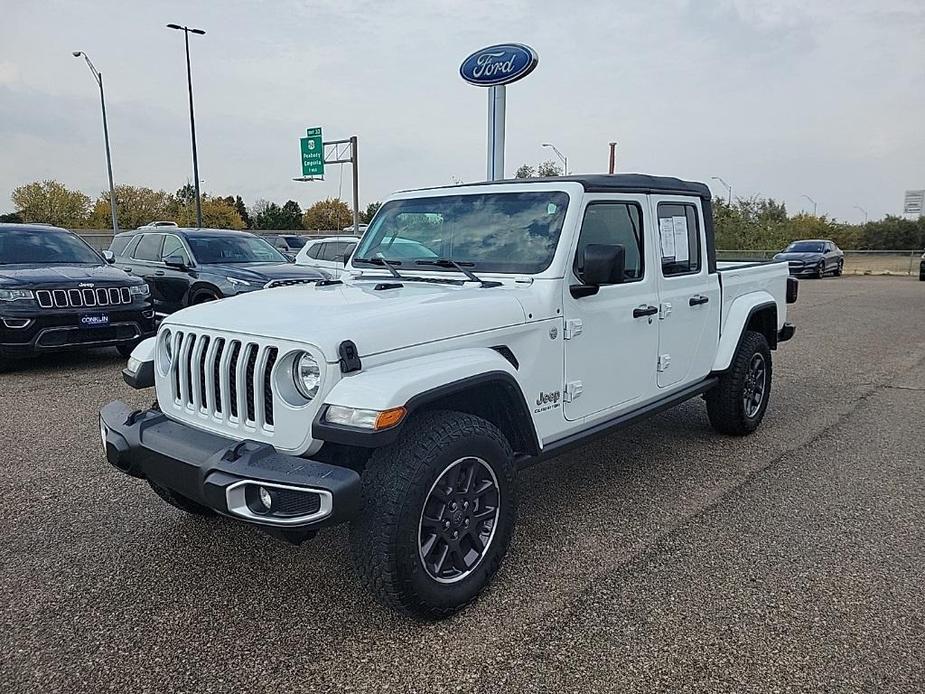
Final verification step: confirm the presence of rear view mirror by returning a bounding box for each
[102,250,115,263]
[571,244,625,298]
[164,255,188,271]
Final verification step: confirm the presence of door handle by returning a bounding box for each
[155,270,165,276]
[123,268,133,273]
[633,305,659,318]
[689,295,709,306]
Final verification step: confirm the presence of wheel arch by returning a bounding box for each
[712,295,778,372]
[312,348,540,457]
[187,282,222,305]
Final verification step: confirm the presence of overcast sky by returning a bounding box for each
[1,0,923,222]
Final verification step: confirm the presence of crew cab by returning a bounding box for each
[109,228,327,317]
[0,223,154,369]
[100,175,797,617]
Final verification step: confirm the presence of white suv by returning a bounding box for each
[294,236,359,278]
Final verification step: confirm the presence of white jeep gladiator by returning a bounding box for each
[101,174,797,618]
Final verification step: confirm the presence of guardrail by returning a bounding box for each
[717,250,922,276]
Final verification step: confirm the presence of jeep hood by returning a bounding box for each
[163,279,527,359]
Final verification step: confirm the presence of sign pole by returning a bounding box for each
[351,135,360,234]
[487,85,506,181]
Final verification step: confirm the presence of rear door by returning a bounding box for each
[562,195,660,421]
[651,197,720,388]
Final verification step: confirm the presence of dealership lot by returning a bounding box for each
[1,276,922,692]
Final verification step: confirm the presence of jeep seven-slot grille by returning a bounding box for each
[35,286,132,309]
[169,331,278,430]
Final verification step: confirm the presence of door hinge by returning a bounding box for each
[563,319,583,340]
[659,302,672,320]
[564,380,583,402]
[657,354,671,372]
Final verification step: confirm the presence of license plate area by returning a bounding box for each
[80,313,110,328]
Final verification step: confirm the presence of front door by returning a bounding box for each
[651,197,720,388]
[156,234,194,313]
[563,196,660,421]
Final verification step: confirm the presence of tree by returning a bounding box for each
[362,201,382,223]
[303,198,353,231]
[514,164,535,179]
[174,195,245,229]
[252,200,293,230]
[0,212,23,223]
[281,200,304,229]
[233,195,250,228]
[11,180,91,228]
[88,185,174,230]
[537,161,562,177]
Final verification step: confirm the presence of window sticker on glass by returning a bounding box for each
[672,216,689,263]
[659,217,676,260]
[547,202,558,215]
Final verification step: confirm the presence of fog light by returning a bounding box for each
[259,486,273,511]
[126,356,141,373]
[99,418,108,451]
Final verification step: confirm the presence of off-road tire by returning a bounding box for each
[147,479,215,516]
[706,330,772,436]
[350,410,516,619]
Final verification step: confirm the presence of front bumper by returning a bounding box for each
[0,306,155,356]
[100,401,361,535]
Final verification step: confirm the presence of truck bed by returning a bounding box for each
[717,259,790,333]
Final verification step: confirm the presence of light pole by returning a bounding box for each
[853,205,869,223]
[801,194,818,216]
[711,176,732,205]
[541,143,568,175]
[72,51,119,232]
[608,141,617,174]
[167,23,205,228]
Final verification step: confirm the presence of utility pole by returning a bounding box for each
[853,205,869,223]
[541,142,568,175]
[711,176,732,205]
[167,23,206,228]
[73,51,119,232]
[608,142,617,174]
[801,194,818,216]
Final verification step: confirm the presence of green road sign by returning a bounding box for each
[300,127,324,177]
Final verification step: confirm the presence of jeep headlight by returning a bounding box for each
[293,352,321,400]
[129,284,150,298]
[0,289,33,302]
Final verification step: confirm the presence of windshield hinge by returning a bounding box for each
[563,319,583,340]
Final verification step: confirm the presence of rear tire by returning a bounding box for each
[147,479,215,516]
[350,410,516,619]
[706,330,772,436]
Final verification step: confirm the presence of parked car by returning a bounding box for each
[343,224,368,234]
[0,223,154,369]
[262,234,308,261]
[919,251,924,281]
[102,174,797,617]
[294,235,359,278]
[109,228,327,317]
[773,239,844,278]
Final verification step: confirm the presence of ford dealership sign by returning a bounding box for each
[459,43,539,87]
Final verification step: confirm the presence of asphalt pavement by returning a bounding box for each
[1,276,922,693]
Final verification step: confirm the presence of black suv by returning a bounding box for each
[262,234,308,261]
[0,224,155,368]
[109,228,327,316]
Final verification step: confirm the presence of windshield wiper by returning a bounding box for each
[415,259,500,287]
[353,253,404,279]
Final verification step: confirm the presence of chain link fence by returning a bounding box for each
[717,250,922,276]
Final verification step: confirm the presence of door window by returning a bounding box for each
[573,202,644,283]
[109,235,131,256]
[658,204,701,276]
[133,234,164,261]
[161,235,191,265]
[305,242,322,259]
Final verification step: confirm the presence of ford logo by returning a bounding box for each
[459,43,538,87]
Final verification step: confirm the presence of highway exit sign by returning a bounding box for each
[300,127,324,177]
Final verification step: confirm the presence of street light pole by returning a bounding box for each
[167,23,205,228]
[801,194,818,216]
[541,143,568,175]
[608,141,617,174]
[853,205,869,223]
[72,51,119,232]
[711,176,732,205]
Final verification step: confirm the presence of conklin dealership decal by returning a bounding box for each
[459,43,539,87]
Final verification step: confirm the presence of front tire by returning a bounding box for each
[350,410,516,618]
[814,262,825,279]
[706,330,772,436]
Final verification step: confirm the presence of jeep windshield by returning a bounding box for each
[353,191,570,274]
[0,228,102,265]
[186,235,287,264]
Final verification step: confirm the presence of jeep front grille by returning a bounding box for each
[35,286,132,309]
[169,330,278,430]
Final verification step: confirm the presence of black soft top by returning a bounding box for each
[415,174,711,199]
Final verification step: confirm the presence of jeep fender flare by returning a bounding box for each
[312,347,539,454]
[712,292,777,372]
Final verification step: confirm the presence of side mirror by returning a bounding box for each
[571,244,625,298]
[102,250,115,263]
[164,255,188,271]
[342,252,351,267]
